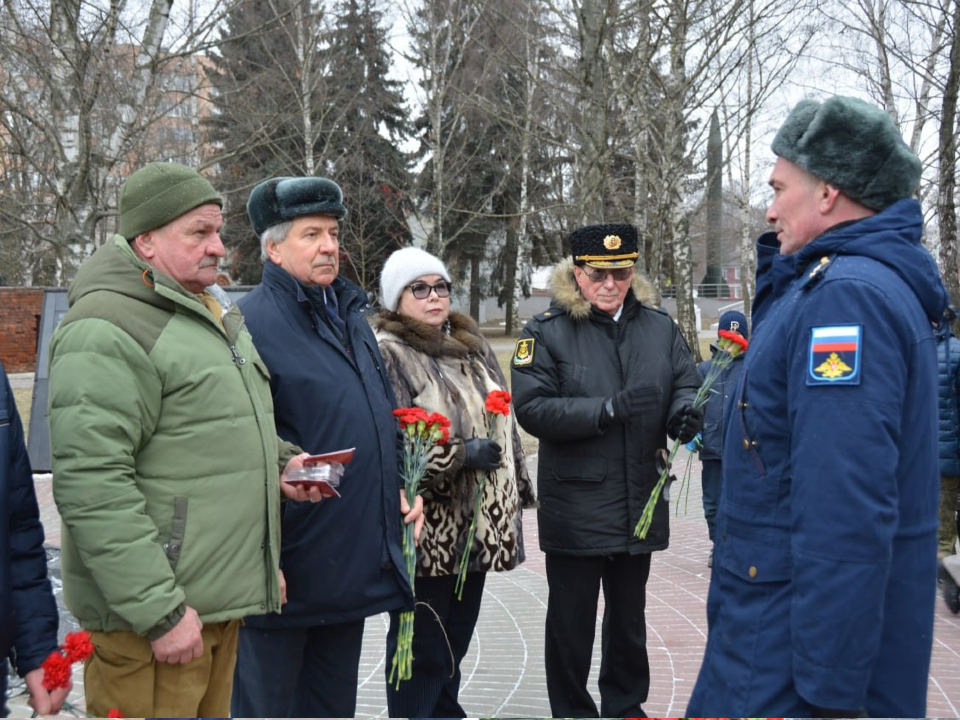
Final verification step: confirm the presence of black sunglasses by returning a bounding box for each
[581,266,633,282]
[408,281,452,299]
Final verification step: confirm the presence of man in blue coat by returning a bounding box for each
[935,318,960,612]
[231,176,421,718]
[0,361,65,716]
[697,309,749,567]
[687,96,948,717]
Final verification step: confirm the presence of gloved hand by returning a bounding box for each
[464,438,502,470]
[610,386,662,422]
[668,404,703,444]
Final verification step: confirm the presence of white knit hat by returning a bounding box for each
[380,247,451,312]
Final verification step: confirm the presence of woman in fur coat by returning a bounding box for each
[374,247,537,718]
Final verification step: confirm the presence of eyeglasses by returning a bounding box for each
[581,266,633,282]
[407,281,453,299]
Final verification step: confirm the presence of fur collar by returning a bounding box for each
[548,257,660,320]
[373,310,488,358]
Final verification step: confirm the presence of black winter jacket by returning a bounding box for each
[511,259,700,554]
[239,261,412,626]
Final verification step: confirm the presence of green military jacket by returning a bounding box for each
[49,235,294,639]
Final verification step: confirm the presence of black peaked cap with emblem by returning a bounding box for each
[570,223,639,268]
[247,176,347,236]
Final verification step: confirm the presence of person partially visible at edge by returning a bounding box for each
[686,96,949,718]
[372,246,538,718]
[0,360,66,717]
[935,313,960,613]
[696,309,749,568]
[231,177,423,718]
[510,223,702,718]
[46,162,312,718]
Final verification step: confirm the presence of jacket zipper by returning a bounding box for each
[230,345,246,366]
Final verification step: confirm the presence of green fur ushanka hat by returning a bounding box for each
[771,96,922,212]
[247,176,348,236]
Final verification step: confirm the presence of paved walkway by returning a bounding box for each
[11,450,960,717]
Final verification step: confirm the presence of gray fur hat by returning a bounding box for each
[380,247,451,312]
[247,176,347,236]
[771,96,921,211]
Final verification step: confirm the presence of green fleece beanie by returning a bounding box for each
[119,162,223,239]
[771,96,921,212]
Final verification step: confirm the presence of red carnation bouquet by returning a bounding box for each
[40,630,93,690]
[39,629,124,717]
[635,328,749,539]
[390,407,451,687]
[454,389,512,600]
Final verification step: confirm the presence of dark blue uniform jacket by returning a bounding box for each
[688,199,948,717]
[239,261,411,627]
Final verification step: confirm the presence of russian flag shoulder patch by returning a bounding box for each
[807,325,862,386]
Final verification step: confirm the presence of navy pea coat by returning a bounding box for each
[688,199,948,717]
[239,261,411,627]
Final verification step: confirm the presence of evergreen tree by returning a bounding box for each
[204,0,330,284]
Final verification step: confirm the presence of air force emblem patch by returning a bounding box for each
[808,325,862,385]
[513,338,535,367]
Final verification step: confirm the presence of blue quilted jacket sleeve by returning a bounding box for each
[1,364,59,676]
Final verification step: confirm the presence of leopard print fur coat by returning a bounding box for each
[374,310,537,577]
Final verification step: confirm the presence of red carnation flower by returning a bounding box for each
[61,630,94,664]
[40,650,72,690]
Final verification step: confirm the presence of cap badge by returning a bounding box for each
[603,235,622,250]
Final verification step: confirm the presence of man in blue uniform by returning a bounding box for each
[688,96,949,717]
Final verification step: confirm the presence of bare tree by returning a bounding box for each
[938,0,960,315]
[0,0,237,285]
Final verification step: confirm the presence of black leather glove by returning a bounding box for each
[668,404,703,444]
[610,386,663,423]
[464,438,502,470]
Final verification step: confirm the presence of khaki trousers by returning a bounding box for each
[84,619,240,718]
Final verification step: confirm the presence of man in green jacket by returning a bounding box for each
[47,162,317,718]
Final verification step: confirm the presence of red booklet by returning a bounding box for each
[286,447,355,496]
[303,447,355,466]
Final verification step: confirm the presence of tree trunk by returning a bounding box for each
[939,0,960,323]
[575,0,609,221]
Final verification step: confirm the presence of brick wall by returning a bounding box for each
[0,287,44,373]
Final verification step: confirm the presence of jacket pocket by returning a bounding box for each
[548,454,607,483]
[733,369,766,477]
[719,530,792,583]
[163,497,188,570]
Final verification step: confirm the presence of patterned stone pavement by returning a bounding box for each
[11,446,960,718]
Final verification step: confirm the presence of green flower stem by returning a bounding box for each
[389,435,428,686]
[454,469,487,600]
[634,341,742,539]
